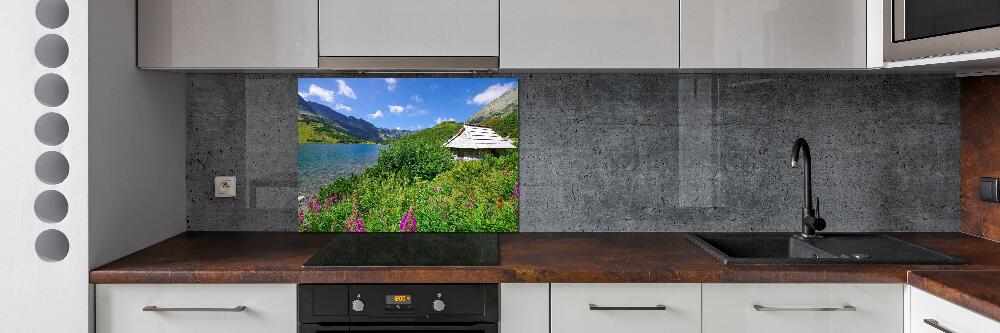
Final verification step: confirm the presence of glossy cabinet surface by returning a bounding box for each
[501,0,680,69]
[499,283,548,333]
[319,0,499,57]
[551,283,701,333]
[702,283,903,333]
[910,287,1000,333]
[137,0,318,69]
[96,284,297,333]
[680,0,868,68]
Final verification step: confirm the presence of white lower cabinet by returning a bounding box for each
[96,284,297,333]
[551,283,701,333]
[500,283,549,333]
[702,283,904,333]
[910,287,1000,333]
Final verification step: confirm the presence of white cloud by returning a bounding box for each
[333,104,353,112]
[336,79,357,99]
[406,104,416,110]
[396,127,401,130]
[436,117,456,124]
[368,110,384,119]
[384,78,397,92]
[406,109,429,117]
[411,94,423,103]
[467,82,516,105]
[299,84,336,103]
[387,105,405,114]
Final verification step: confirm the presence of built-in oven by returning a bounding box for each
[884,0,1000,61]
[298,284,498,333]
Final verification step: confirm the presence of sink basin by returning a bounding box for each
[687,233,966,265]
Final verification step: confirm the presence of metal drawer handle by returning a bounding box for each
[753,304,856,312]
[589,304,667,311]
[142,306,247,312]
[924,319,955,333]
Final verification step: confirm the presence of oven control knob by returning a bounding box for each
[432,299,446,312]
[351,299,365,312]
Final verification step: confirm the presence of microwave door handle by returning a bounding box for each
[893,0,906,41]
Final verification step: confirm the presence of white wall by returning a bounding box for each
[88,0,186,270]
[0,0,90,331]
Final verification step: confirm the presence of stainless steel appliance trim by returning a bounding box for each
[318,56,499,71]
[923,319,956,333]
[588,304,667,311]
[142,305,247,312]
[884,0,1000,62]
[753,304,856,312]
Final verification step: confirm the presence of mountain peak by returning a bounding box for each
[466,87,518,125]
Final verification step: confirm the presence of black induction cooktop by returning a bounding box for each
[303,233,500,266]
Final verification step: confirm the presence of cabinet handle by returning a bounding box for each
[753,304,856,312]
[142,306,247,312]
[589,304,667,311]
[923,319,955,333]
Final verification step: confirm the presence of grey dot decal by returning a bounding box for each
[34,190,68,223]
[35,73,69,107]
[35,151,69,184]
[35,112,69,146]
[36,0,69,29]
[35,34,68,68]
[35,229,69,262]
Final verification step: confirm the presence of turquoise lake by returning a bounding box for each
[298,143,385,197]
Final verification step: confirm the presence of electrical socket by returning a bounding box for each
[215,176,236,198]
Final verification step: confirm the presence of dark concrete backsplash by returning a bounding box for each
[186,73,960,232]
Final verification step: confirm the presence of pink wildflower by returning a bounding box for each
[399,208,417,232]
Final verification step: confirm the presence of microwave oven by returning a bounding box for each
[884,0,1000,62]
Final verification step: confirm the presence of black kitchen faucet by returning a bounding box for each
[791,138,826,238]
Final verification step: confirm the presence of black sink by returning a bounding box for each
[687,233,966,265]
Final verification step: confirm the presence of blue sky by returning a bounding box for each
[298,77,518,131]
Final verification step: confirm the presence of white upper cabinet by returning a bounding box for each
[319,0,500,57]
[500,0,680,69]
[138,0,319,69]
[680,0,873,69]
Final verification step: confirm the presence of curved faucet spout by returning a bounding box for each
[791,138,813,211]
[791,138,824,237]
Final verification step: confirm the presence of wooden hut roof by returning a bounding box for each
[442,125,516,149]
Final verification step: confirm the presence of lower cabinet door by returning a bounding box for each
[910,287,1000,333]
[550,283,701,333]
[702,283,903,333]
[96,284,297,333]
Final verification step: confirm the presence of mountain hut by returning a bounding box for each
[442,125,516,160]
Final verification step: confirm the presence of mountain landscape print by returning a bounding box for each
[297,78,519,232]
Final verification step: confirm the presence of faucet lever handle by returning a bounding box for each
[815,196,820,218]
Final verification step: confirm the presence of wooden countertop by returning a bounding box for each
[91,232,1000,284]
[90,232,1000,321]
[908,270,1000,322]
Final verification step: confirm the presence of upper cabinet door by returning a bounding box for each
[501,0,680,69]
[681,0,869,69]
[319,0,500,57]
[138,0,319,69]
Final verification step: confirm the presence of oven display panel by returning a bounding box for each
[385,295,413,311]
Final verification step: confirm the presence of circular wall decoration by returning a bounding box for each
[35,151,69,184]
[35,34,68,68]
[35,112,69,146]
[35,229,69,262]
[35,0,69,29]
[34,73,69,107]
[34,190,68,223]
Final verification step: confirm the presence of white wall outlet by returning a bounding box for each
[214,176,236,198]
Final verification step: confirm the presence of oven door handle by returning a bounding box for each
[347,323,497,332]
